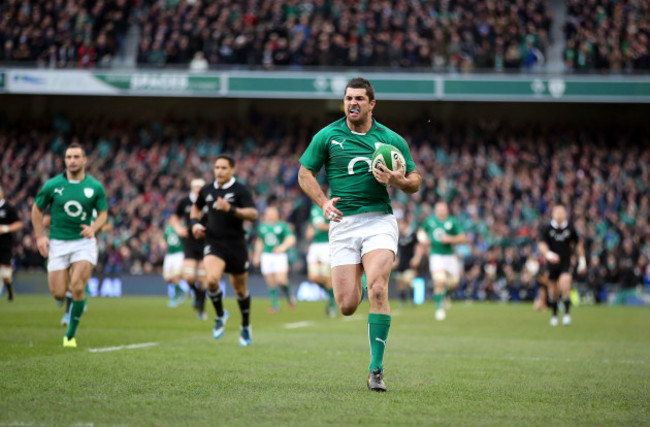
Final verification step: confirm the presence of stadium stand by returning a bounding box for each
[135,0,552,71]
[564,0,650,72]
[0,0,131,68]
[1,117,648,301]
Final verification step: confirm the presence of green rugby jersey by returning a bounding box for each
[300,117,416,216]
[421,215,462,256]
[258,221,293,253]
[309,204,329,243]
[35,173,108,241]
[164,225,183,254]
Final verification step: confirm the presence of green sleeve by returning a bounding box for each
[34,180,53,211]
[300,128,328,172]
[393,134,416,174]
[95,182,108,212]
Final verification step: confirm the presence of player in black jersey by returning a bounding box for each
[393,218,419,307]
[190,155,259,346]
[171,178,208,319]
[538,205,586,326]
[0,185,23,301]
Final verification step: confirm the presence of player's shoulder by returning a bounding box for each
[84,174,105,187]
[314,117,347,137]
[372,120,405,142]
[44,173,66,186]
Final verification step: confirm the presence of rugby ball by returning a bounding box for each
[371,145,406,177]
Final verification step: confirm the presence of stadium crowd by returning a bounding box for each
[0,0,131,68]
[136,0,552,71]
[1,115,648,303]
[564,0,650,72]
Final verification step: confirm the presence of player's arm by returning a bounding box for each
[80,210,107,238]
[410,229,430,268]
[441,232,466,245]
[252,237,263,267]
[169,214,187,238]
[190,204,205,239]
[274,233,296,254]
[230,205,258,221]
[31,204,49,258]
[576,239,586,273]
[298,166,342,221]
[0,220,23,235]
[383,167,422,194]
[538,241,559,264]
[305,224,315,241]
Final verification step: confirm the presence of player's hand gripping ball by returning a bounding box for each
[371,144,406,183]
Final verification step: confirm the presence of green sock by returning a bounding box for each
[269,288,279,309]
[434,293,444,310]
[327,288,336,308]
[66,299,86,339]
[174,285,183,297]
[368,313,391,373]
[280,284,291,300]
[84,283,90,304]
[361,274,367,300]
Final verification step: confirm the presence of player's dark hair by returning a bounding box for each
[216,154,235,167]
[65,142,86,156]
[345,77,375,102]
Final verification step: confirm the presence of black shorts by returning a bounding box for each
[547,260,572,281]
[203,239,249,275]
[0,248,12,266]
[183,239,204,260]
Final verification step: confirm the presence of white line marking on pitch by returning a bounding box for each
[284,321,315,329]
[88,342,158,353]
[343,315,363,322]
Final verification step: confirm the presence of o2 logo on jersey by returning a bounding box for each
[64,201,87,221]
[264,234,279,247]
[347,157,372,175]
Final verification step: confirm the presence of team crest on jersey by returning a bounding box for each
[84,188,94,198]
[444,221,452,230]
[224,193,235,203]
[274,225,282,233]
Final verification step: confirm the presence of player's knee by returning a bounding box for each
[367,280,387,302]
[307,271,320,284]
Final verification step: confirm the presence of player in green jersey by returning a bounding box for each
[305,203,337,317]
[163,223,186,308]
[413,201,466,321]
[31,143,108,348]
[253,206,297,313]
[298,77,422,392]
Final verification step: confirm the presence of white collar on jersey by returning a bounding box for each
[214,177,235,190]
[0,199,5,208]
[550,219,568,229]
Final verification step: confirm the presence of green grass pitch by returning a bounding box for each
[1,296,648,426]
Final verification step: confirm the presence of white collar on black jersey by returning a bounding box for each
[0,199,4,208]
[550,219,568,229]
[214,177,235,190]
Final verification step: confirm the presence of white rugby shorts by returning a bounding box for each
[261,252,289,275]
[328,212,398,268]
[429,254,461,277]
[163,252,184,279]
[48,238,98,272]
[306,242,330,264]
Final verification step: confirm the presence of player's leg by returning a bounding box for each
[204,254,228,338]
[163,256,177,307]
[183,258,203,317]
[558,272,573,325]
[195,261,208,319]
[430,255,448,320]
[0,264,14,301]
[546,273,560,326]
[321,263,336,316]
[276,264,295,309]
[331,264,364,315]
[64,260,93,346]
[264,272,279,313]
[230,272,252,346]
[362,248,393,392]
[443,257,461,310]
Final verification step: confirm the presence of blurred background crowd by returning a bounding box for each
[1,114,648,302]
[0,0,648,72]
